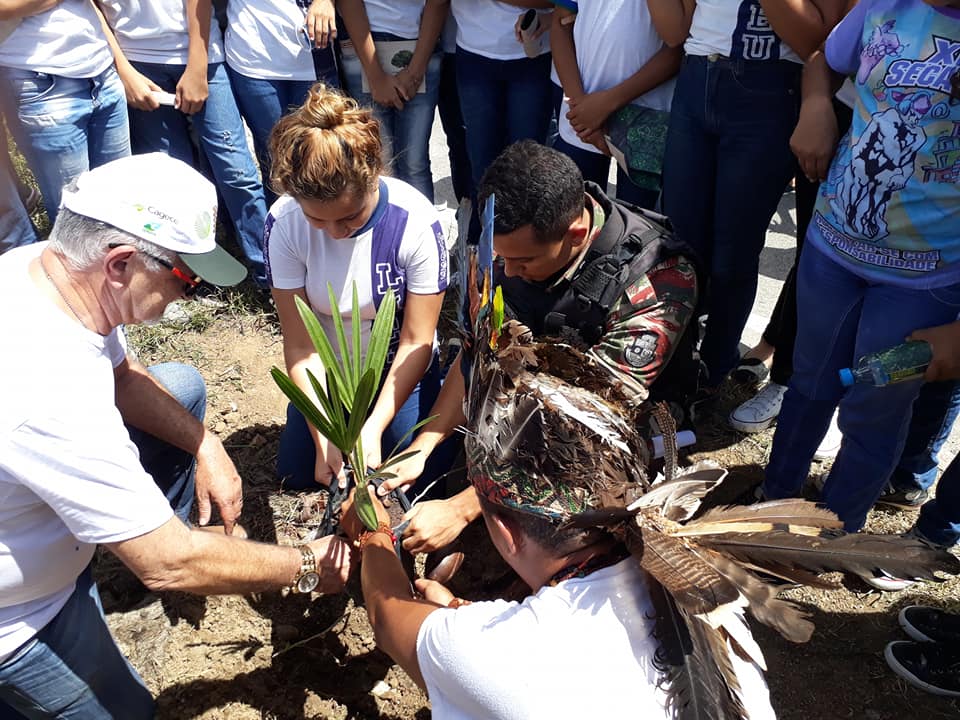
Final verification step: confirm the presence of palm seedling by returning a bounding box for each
[271,284,422,533]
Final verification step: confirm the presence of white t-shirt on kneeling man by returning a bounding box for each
[0,243,175,664]
[416,559,776,720]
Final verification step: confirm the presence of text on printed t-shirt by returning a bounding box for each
[815,211,941,272]
[885,37,960,95]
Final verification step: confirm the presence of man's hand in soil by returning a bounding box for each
[400,489,480,554]
[910,321,960,382]
[305,535,354,593]
[195,433,244,535]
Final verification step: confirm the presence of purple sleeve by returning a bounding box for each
[824,0,872,76]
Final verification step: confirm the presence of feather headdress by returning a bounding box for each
[461,197,960,719]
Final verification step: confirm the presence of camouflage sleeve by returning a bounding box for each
[591,255,698,390]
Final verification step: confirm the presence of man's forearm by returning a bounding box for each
[185,0,212,68]
[114,357,207,456]
[362,536,438,689]
[406,350,467,456]
[109,517,302,594]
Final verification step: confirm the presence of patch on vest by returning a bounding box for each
[623,332,658,369]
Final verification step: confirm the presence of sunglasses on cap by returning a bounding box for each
[107,243,206,297]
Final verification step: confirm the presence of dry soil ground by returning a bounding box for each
[101,289,960,720]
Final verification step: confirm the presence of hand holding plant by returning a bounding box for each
[271,283,422,533]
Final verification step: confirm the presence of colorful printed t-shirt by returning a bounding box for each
[265,177,449,356]
[808,0,960,288]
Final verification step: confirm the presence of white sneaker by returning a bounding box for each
[729,383,787,433]
[814,410,842,460]
[861,570,915,592]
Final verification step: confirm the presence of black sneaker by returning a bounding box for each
[876,484,930,510]
[730,357,770,387]
[900,605,960,644]
[885,641,960,698]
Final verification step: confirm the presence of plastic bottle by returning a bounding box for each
[838,340,932,387]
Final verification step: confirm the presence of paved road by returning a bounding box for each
[425,112,960,471]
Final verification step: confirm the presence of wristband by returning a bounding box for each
[355,522,397,551]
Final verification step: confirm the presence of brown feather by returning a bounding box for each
[691,499,844,530]
[690,546,815,643]
[635,524,742,615]
[698,530,960,582]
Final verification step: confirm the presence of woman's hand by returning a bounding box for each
[315,436,347,489]
[909,321,960,382]
[790,95,839,183]
[369,70,407,109]
[176,64,208,115]
[359,422,383,474]
[117,65,162,111]
[567,90,615,137]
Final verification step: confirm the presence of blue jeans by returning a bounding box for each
[762,245,960,531]
[889,380,960,494]
[553,135,659,211]
[1,127,37,253]
[127,61,268,287]
[0,569,154,719]
[126,363,207,522]
[437,52,472,203]
[456,48,552,193]
[277,355,455,497]
[916,453,960,547]
[0,66,130,226]
[662,54,800,384]
[225,69,314,208]
[341,44,442,202]
[0,363,203,718]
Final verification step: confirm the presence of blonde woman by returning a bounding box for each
[266,85,451,493]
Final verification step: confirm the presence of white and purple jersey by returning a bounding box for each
[808,0,960,288]
[265,176,448,356]
[685,0,802,63]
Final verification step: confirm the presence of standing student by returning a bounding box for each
[98,0,270,287]
[338,0,449,202]
[550,0,681,209]
[0,0,130,224]
[658,0,846,388]
[224,0,340,207]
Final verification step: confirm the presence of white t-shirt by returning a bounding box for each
[558,0,675,154]
[0,244,175,664]
[224,0,315,81]
[265,177,448,353]
[685,0,801,63]
[364,0,425,40]
[451,0,549,60]
[99,0,225,65]
[0,0,113,78]
[417,560,776,720]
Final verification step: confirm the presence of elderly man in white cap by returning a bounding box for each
[0,154,351,719]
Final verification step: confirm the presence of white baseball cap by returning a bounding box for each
[61,153,247,287]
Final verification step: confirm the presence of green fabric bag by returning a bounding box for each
[604,104,670,192]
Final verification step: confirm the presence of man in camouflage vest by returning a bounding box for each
[379,140,699,553]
